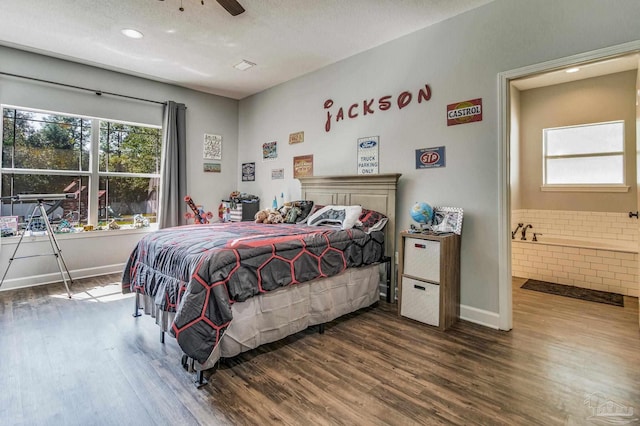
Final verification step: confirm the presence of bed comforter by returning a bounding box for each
[122,222,384,363]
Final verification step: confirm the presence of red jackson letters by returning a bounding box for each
[323,84,432,132]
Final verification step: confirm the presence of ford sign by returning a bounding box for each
[359,140,377,149]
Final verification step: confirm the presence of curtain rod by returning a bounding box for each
[0,71,167,106]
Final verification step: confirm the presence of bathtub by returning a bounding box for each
[511,234,638,296]
[529,235,637,254]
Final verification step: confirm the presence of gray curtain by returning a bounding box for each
[158,101,187,228]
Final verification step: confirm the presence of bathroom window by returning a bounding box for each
[542,120,627,192]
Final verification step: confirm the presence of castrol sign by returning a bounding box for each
[447,98,482,126]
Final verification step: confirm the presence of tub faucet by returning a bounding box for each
[512,223,523,239]
[521,224,533,240]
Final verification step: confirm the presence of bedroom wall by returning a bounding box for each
[236,0,640,325]
[0,45,239,291]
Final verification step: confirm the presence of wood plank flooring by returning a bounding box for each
[0,274,638,425]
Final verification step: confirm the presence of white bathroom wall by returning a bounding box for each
[512,209,638,243]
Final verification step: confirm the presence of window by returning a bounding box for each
[542,121,626,191]
[1,107,161,232]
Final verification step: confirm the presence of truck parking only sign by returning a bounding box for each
[447,98,482,126]
[357,136,379,175]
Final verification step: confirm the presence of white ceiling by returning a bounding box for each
[0,0,494,100]
[511,53,639,91]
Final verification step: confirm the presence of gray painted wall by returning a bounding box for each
[518,71,637,212]
[0,46,239,290]
[237,0,640,315]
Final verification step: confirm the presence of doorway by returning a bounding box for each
[498,41,640,331]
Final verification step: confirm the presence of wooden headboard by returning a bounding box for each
[298,173,401,300]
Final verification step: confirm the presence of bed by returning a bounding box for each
[122,173,401,385]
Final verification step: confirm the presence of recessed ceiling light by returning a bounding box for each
[565,67,580,73]
[234,60,256,71]
[121,28,144,39]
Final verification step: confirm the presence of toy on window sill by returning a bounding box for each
[133,214,150,228]
[184,196,213,224]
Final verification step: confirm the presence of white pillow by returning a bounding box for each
[306,205,363,230]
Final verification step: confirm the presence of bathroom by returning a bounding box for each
[510,56,639,298]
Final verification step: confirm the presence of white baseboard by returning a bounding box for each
[460,304,500,329]
[0,263,125,292]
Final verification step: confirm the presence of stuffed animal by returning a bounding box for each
[254,209,270,223]
[266,211,284,224]
[254,208,284,224]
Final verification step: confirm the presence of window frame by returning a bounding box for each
[541,120,629,193]
[1,104,162,232]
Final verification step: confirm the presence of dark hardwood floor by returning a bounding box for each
[0,274,638,425]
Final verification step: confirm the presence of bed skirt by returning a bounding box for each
[136,263,381,370]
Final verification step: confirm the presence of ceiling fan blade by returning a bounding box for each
[216,0,245,16]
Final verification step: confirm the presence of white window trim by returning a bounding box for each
[540,184,629,192]
[1,104,162,234]
[541,120,626,192]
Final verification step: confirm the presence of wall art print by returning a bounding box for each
[271,168,285,180]
[289,131,304,144]
[203,163,221,173]
[203,134,222,160]
[262,141,277,161]
[242,162,255,181]
[293,155,313,178]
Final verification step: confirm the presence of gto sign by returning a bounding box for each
[447,98,482,126]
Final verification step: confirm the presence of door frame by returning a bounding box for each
[497,40,640,331]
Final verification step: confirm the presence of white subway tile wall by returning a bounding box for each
[511,210,638,297]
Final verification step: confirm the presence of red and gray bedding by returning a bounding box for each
[122,222,384,363]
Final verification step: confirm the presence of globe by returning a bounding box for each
[411,202,433,225]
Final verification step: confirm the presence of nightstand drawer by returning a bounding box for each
[403,237,440,282]
[400,277,440,326]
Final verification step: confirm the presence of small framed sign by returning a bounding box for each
[242,162,255,181]
[203,163,221,173]
[416,146,446,169]
[447,98,482,126]
[271,168,285,180]
[289,131,304,144]
[357,136,379,175]
[293,155,313,178]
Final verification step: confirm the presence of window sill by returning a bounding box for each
[540,185,630,193]
[0,224,158,244]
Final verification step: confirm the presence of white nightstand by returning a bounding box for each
[398,231,461,330]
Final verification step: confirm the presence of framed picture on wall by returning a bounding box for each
[262,141,277,161]
[203,134,222,160]
[293,154,313,178]
[242,162,255,181]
